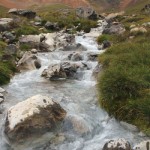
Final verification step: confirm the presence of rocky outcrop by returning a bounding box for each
[5,95,66,142]
[42,62,79,80]
[45,21,59,30]
[102,138,131,150]
[76,7,99,20]
[133,140,150,150]
[103,23,125,35]
[19,33,56,52]
[42,62,89,80]
[0,18,14,32]
[17,51,41,70]
[8,8,36,19]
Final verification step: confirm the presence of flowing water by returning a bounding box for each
[0,34,148,150]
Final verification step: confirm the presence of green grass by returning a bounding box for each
[98,38,150,135]
[35,4,97,32]
[0,41,17,85]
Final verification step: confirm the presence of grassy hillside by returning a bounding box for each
[97,1,150,135]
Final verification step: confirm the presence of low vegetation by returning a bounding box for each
[98,3,150,135]
[0,41,17,85]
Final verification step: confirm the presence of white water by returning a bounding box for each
[0,35,148,150]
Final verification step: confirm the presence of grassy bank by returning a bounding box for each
[98,4,150,135]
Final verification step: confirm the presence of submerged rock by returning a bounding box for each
[102,138,131,150]
[17,51,41,70]
[68,52,83,61]
[5,95,66,142]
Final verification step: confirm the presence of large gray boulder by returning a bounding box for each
[102,138,131,150]
[103,23,125,35]
[68,52,83,61]
[0,18,14,32]
[133,140,150,150]
[42,62,79,80]
[5,44,18,55]
[17,51,41,70]
[4,95,66,142]
[8,8,36,19]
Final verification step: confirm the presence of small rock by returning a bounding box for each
[31,49,38,54]
[0,87,5,93]
[102,40,111,49]
[102,138,131,150]
[5,44,18,55]
[133,140,150,150]
[68,52,83,61]
[130,27,147,34]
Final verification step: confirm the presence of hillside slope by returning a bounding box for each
[0,0,89,8]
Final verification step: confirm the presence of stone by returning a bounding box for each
[45,21,59,30]
[5,95,66,142]
[2,32,16,43]
[0,18,14,32]
[102,138,131,150]
[103,23,125,35]
[0,87,5,93]
[92,64,101,78]
[31,49,38,54]
[87,52,99,61]
[42,62,87,80]
[8,8,36,19]
[102,40,111,49]
[142,22,150,27]
[0,98,4,104]
[141,4,150,14]
[64,115,90,135]
[34,22,42,26]
[130,27,147,34]
[5,44,18,55]
[68,52,83,61]
[76,7,98,20]
[17,51,41,70]
[63,43,86,51]
[133,140,150,150]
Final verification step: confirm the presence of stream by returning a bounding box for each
[0,31,148,150]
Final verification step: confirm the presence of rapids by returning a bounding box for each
[0,32,148,150]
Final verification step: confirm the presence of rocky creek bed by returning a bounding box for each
[0,23,149,150]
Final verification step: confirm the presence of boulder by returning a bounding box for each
[4,95,66,142]
[0,18,14,32]
[133,140,150,150]
[130,27,147,34]
[87,52,99,61]
[42,62,89,80]
[62,43,86,51]
[76,7,98,20]
[45,21,59,30]
[0,87,5,93]
[92,64,101,78]
[102,138,131,150]
[17,51,41,70]
[8,8,36,19]
[142,22,150,27]
[68,52,83,61]
[5,44,18,55]
[2,31,16,43]
[31,49,38,54]
[103,23,125,35]
[64,115,90,135]
[102,40,111,49]
[0,93,4,104]
[141,4,150,14]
